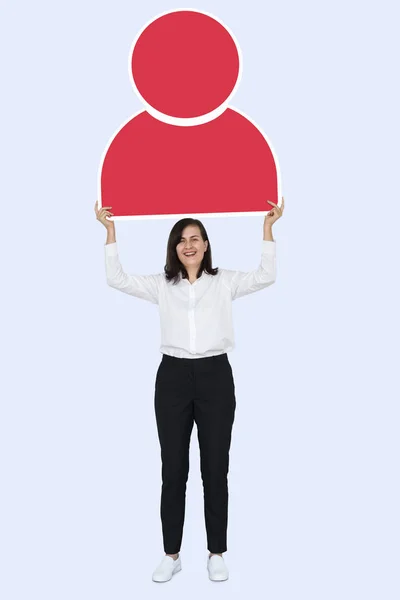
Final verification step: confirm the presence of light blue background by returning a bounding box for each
[1,0,399,598]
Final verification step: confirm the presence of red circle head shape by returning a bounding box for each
[131,9,241,120]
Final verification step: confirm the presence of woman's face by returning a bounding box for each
[176,225,209,270]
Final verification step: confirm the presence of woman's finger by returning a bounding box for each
[268,198,285,210]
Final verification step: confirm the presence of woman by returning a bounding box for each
[94,198,284,582]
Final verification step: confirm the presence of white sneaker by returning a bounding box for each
[207,554,229,581]
[152,555,182,582]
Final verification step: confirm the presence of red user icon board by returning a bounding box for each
[98,9,282,220]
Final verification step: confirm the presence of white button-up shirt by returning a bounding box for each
[104,240,276,358]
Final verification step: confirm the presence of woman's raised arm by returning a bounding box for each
[95,200,161,304]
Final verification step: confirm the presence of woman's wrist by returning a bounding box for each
[263,224,274,241]
[106,223,116,244]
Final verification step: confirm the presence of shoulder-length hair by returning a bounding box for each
[164,218,219,285]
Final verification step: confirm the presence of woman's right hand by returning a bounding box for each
[94,200,114,229]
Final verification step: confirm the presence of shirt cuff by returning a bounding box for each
[262,239,276,253]
[104,242,118,256]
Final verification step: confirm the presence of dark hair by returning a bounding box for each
[164,218,219,284]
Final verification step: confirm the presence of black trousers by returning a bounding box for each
[154,352,236,554]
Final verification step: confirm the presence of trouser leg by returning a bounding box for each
[154,355,194,554]
[193,354,236,554]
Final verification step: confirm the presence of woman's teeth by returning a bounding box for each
[184,252,196,256]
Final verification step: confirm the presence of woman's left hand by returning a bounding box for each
[265,196,285,227]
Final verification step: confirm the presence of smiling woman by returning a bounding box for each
[97,197,281,580]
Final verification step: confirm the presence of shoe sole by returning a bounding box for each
[152,564,182,582]
[207,568,229,581]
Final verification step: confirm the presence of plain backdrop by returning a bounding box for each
[1,1,399,599]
